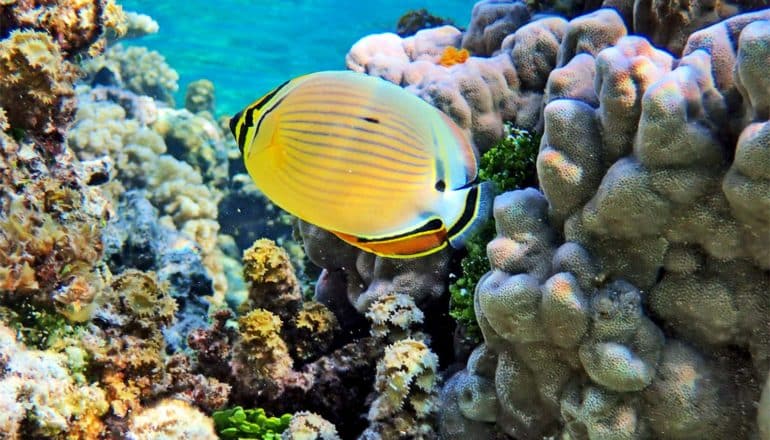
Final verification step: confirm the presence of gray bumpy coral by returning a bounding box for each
[436,7,770,440]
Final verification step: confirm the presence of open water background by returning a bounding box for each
[119,0,473,115]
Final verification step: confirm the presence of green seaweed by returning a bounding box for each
[449,125,540,340]
[212,406,292,439]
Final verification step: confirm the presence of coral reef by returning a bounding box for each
[361,339,440,439]
[185,79,216,114]
[347,0,767,154]
[0,129,110,321]
[282,412,340,440]
[438,7,770,439]
[83,44,179,105]
[397,8,455,37]
[126,398,217,440]
[449,125,540,339]
[0,0,127,58]
[0,323,109,438]
[68,86,230,300]
[100,190,215,350]
[0,30,79,152]
[0,0,125,150]
[346,11,564,151]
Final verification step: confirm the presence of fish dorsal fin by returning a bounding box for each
[433,110,479,191]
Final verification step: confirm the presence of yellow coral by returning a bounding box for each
[110,270,176,324]
[291,301,338,361]
[240,238,301,315]
[0,30,76,141]
[295,302,337,333]
[439,46,470,67]
[236,309,293,379]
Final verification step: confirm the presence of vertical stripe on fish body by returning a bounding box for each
[231,70,493,258]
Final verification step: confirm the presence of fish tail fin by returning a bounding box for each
[447,181,495,249]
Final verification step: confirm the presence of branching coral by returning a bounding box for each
[185,79,216,114]
[67,87,229,300]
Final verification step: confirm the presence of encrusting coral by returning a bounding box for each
[0,130,110,322]
[0,323,109,439]
[0,0,126,151]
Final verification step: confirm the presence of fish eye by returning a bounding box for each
[435,180,446,192]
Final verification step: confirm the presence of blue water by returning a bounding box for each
[119,1,472,116]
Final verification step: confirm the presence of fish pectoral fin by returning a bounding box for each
[330,218,449,258]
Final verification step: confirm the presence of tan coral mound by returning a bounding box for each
[127,398,216,440]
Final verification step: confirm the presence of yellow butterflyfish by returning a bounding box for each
[230,70,493,258]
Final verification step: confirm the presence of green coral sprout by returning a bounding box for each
[449,125,540,340]
[212,406,292,439]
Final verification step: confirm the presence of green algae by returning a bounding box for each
[212,406,292,439]
[449,126,540,340]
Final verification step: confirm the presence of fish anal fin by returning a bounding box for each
[330,220,449,259]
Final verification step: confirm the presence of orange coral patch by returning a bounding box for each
[439,46,470,67]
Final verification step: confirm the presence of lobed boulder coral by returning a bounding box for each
[300,220,453,314]
[439,6,770,439]
[348,0,766,155]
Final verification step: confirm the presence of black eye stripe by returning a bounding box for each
[234,79,292,155]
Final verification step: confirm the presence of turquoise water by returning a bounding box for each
[119,1,472,116]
